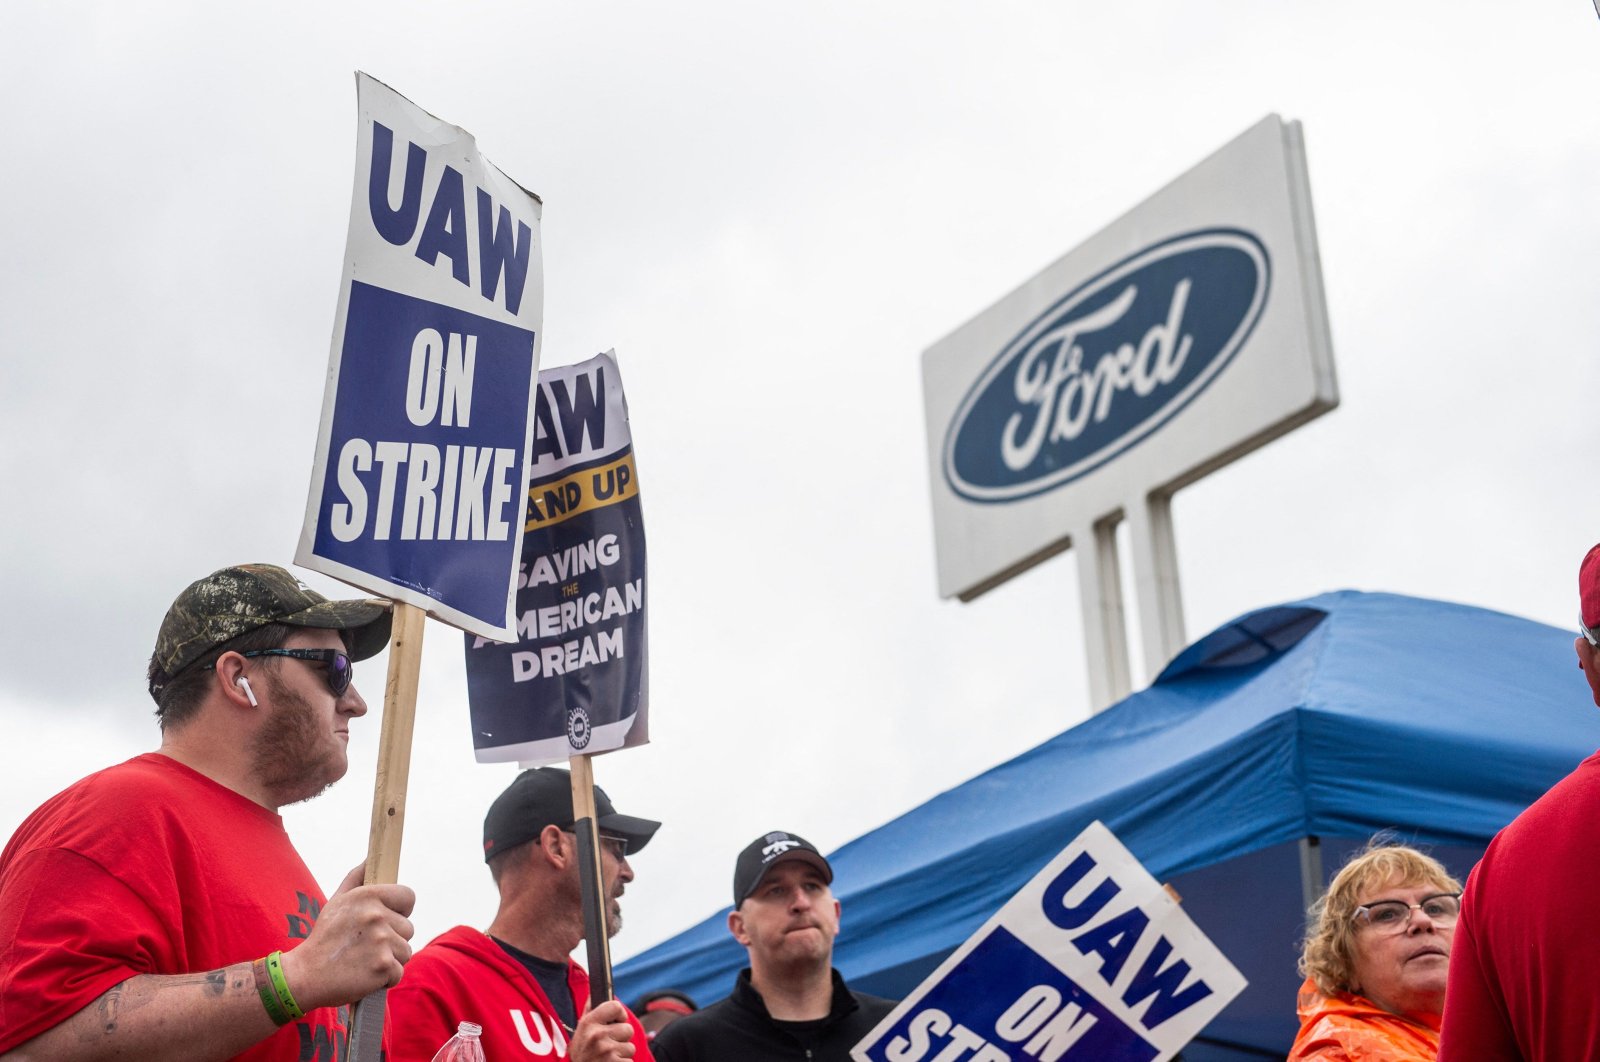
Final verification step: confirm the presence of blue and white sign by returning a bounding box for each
[297,73,543,640]
[851,822,1245,1062]
[924,115,1336,602]
[463,351,648,765]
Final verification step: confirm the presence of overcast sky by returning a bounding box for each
[3,1,1598,973]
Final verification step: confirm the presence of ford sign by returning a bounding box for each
[944,229,1270,503]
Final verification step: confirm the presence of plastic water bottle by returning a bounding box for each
[429,1021,486,1062]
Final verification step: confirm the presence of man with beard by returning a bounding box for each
[0,564,416,1062]
[650,831,896,1062]
[383,767,659,1061]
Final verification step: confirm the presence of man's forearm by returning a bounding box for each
[0,963,290,1062]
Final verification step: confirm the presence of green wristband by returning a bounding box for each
[253,957,292,1026]
[264,950,306,1020]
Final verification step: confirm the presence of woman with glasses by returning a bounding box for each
[1289,841,1462,1061]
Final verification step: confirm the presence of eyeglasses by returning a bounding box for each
[206,648,354,696]
[1353,893,1461,933]
[1581,613,1599,648]
[561,827,630,861]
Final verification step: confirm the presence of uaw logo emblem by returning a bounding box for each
[566,706,592,750]
[943,228,1270,503]
[762,833,802,861]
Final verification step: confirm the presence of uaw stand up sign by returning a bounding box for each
[923,115,1337,709]
[464,351,648,766]
[852,823,1245,1062]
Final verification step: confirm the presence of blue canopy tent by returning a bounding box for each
[616,591,1600,1057]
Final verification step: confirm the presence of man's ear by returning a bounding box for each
[214,652,256,710]
[534,824,571,869]
[727,908,750,946]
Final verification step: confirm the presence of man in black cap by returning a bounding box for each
[383,767,660,1062]
[651,831,896,1062]
[0,563,415,1061]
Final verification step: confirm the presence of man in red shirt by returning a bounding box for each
[384,767,658,1061]
[0,563,416,1062]
[1439,543,1600,1060]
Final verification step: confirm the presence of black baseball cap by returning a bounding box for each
[732,831,833,907]
[482,767,660,863]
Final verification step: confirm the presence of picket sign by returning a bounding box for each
[304,71,543,1062]
[850,821,1246,1062]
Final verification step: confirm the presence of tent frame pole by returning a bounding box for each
[1299,835,1324,913]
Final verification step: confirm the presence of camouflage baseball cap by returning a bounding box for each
[150,565,392,694]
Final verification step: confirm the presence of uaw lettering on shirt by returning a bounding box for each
[883,851,1212,1061]
[1001,280,1192,472]
[509,1009,570,1056]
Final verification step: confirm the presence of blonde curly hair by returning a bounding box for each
[1298,840,1462,997]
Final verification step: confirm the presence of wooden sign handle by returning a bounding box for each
[365,601,426,884]
[349,601,426,1062]
[569,754,614,1008]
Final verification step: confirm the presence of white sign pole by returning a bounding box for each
[1127,493,1185,685]
[1073,519,1132,708]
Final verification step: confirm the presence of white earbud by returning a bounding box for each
[235,676,258,707]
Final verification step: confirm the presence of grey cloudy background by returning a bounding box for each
[3,1,1598,972]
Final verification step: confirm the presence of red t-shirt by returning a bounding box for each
[383,925,653,1061]
[0,753,345,1060]
[1440,749,1600,1061]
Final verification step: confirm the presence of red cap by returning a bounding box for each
[1581,544,1600,633]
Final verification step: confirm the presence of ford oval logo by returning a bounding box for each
[944,228,1270,503]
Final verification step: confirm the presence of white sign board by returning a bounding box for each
[297,73,544,640]
[924,114,1335,601]
[852,822,1246,1062]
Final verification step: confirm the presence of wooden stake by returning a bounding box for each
[365,601,426,884]
[348,600,426,1062]
[569,753,614,1008]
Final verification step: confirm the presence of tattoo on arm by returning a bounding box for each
[96,984,123,1035]
[73,965,247,1043]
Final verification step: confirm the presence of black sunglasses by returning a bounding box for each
[206,648,354,696]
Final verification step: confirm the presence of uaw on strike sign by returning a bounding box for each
[853,823,1245,1062]
[297,73,543,640]
[464,351,648,765]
